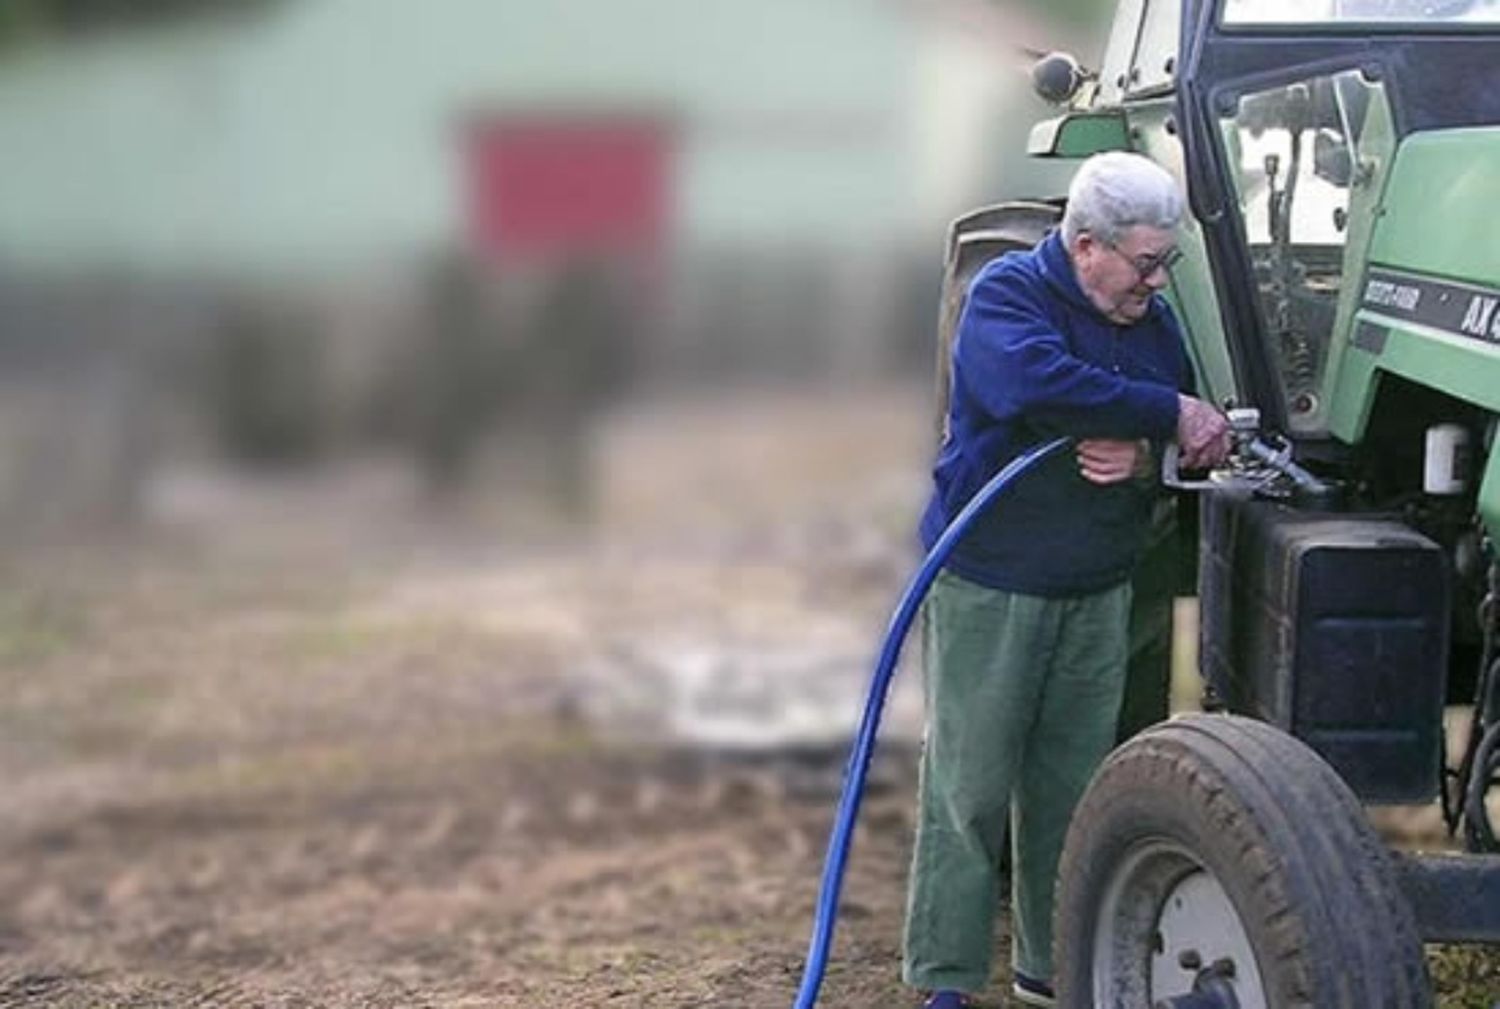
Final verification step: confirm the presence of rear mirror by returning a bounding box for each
[1031,52,1084,105]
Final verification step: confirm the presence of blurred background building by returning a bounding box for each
[0,0,1100,532]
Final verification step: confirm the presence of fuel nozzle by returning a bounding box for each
[1226,407,1263,449]
[1163,406,1341,507]
[1161,406,1259,491]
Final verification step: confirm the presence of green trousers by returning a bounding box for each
[902,570,1130,993]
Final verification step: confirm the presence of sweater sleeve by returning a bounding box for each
[956,266,1180,440]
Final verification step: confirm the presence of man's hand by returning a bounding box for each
[1076,439,1149,485]
[1177,394,1231,469]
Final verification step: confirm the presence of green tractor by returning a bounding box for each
[938,1,1500,1004]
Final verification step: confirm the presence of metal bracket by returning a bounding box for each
[1395,852,1500,943]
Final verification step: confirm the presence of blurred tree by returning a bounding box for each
[408,251,510,494]
[0,0,279,49]
[211,295,327,466]
[515,256,633,520]
[0,0,49,47]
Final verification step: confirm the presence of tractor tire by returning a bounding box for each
[933,201,1061,432]
[1055,714,1432,1009]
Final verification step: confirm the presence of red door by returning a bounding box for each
[465,114,673,266]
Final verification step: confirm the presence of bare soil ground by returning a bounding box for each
[0,383,1495,1008]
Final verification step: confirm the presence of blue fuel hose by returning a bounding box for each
[791,436,1071,1009]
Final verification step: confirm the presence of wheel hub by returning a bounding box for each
[1154,964,1242,1009]
[1149,869,1262,1006]
[1091,843,1267,1008]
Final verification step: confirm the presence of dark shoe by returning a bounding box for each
[922,991,972,1009]
[1011,972,1055,1007]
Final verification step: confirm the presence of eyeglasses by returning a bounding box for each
[1104,240,1183,282]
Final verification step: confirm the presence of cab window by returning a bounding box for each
[1217,69,1389,426]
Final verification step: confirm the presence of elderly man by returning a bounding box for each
[904,152,1229,1009]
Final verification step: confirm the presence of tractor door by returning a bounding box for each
[1199,68,1395,439]
[1174,3,1396,441]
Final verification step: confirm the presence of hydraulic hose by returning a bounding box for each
[791,436,1071,1009]
[1463,719,1500,852]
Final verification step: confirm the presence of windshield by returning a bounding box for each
[1224,0,1500,24]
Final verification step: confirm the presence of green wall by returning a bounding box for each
[0,0,918,277]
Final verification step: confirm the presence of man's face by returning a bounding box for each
[1070,225,1179,325]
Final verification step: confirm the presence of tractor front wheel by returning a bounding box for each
[1055,714,1432,1009]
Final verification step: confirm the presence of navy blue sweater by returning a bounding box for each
[919,231,1191,596]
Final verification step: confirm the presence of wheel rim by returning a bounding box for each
[1091,839,1268,1008]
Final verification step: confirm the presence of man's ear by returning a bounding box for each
[1070,231,1097,265]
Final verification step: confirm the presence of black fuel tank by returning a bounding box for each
[1199,490,1449,803]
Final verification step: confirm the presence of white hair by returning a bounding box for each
[1060,152,1184,246]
